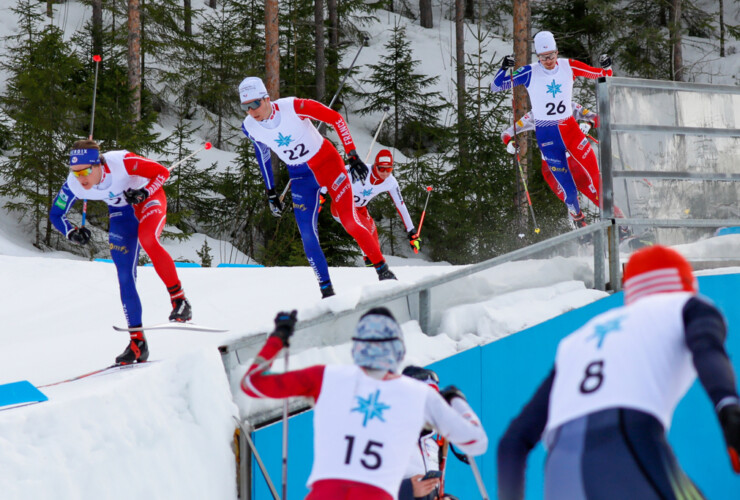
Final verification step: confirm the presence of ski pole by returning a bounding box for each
[510,70,540,234]
[281,346,290,500]
[438,439,449,497]
[279,179,292,204]
[412,186,433,254]
[467,455,490,500]
[167,142,212,172]
[82,54,102,228]
[364,106,391,164]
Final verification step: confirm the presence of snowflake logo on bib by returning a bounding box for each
[588,315,625,349]
[275,132,294,147]
[362,188,373,197]
[351,389,391,427]
[546,79,562,98]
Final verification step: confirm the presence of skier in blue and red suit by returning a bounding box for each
[490,31,613,227]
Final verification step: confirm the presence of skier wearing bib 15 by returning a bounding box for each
[49,139,193,365]
[330,149,421,266]
[242,308,488,500]
[497,245,740,500]
[238,77,396,299]
[490,31,613,227]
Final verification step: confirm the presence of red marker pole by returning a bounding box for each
[167,142,213,172]
[82,54,102,228]
[413,186,433,254]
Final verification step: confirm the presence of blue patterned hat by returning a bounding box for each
[352,308,406,373]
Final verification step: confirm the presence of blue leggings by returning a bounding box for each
[108,205,142,326]
[535,122,581,216]
[288,164,330,284]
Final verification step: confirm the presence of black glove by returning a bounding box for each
[719,403,740,472]
[124,188,149,205]
[347,149,369,183]
[599,54,612,69]
[266,188,283,218]
[67,226,91,245]
[269,310,298,348]
[408,229,421,253]
[440,385,466,404]
[501,54,515,70]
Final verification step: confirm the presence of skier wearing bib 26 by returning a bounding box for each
[49,139,193,365]
[330,149,420,266]
[490,31,613,227]
[242,308,488,500]
[497,245,740,500]
[239,77,396,299]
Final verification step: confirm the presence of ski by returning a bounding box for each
[112,322,228,333]
[40,361,157,388]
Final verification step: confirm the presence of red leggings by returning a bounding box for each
[133,189,181,291]
[308,140,383,264]
[306,479,392,500]
[330,205,379,252]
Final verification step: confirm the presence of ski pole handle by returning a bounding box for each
[364,106,390,165]
[167,142,212,172]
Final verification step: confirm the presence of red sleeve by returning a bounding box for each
[569,59,613,79]
[293,98,356,154]
[123,153,170,195]
[240,335,325,399]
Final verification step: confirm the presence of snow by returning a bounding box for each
[1,2,739,499]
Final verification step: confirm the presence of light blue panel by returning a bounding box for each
[217,263,265,268]
[0,380,48,408]
[144,261,201,268]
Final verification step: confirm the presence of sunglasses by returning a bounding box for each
[70,166,95,177]
[402,366,440,385]
[240,99,263,111]
[538,52,558,62]
[376,166,393,173]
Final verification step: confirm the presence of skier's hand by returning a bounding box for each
[506,140,519,155]
[719,403,740,473]
[599,54,612,69]
[440,385,467,404]
[267,188,283,218]
[68,226,91,245]
[410,474,440,497]
[270,310,298,348]
[124,188,149,205]
[408,230,421,253]
[579,122,592,135]
[347,149,369,183]
[501,54,515,70]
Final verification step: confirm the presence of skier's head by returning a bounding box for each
[372,149,394,180]
[623,245,697,304]
[402,365,440,391]
[352,307,406,373]
[69,139,102,190]
[239,76,271,120]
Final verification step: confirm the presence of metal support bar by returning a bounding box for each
[419,289,431,334]
[235,418,280,500]
[593,227,605,291]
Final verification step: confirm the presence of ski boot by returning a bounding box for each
[115,338,149,365]
[169,297,192,322]
[320,281,335,299]
[363,256,374,267]
[375,262,398,281]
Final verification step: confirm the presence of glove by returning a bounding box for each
[440,385,466,404]
[347,149,369,183]
[266,188,283,218]
[123,188,149,205]
[501,54,515,70]
[599,54,612,69]
[506,140,518,155]
[67,226,91,245]
[408,229,421,253]
[269,310,298,348]
[579,122,592,135]
[318,193,327,213]
[719,403,740,472]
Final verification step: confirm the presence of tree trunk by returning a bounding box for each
[419,0,433,28]
[464,0,475,21]
[184,0,192,36]
[208,0,216,8]
[128,0,142,121]
[455,0,466,165]
[327,0,339,94]
[670,0,683,81]
[719,0,725,57]
[47,0,53,18]
[315,0,326,102]
[92,0,103,57]
[512,0,530,224]
[265,0,280,100]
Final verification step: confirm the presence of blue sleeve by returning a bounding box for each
[242,124,275,191]
[497,368,554,500]
[683,296,739,409]
[490,65,532,93]
[49,182,78,237]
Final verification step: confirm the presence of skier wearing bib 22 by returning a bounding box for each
[490,31,613,227]
[238,77,396,299]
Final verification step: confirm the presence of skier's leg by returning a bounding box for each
[542,158,566,203]
[537,124,581,217]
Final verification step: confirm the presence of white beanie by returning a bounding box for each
[534,31,557,54]
[238,76,269,103]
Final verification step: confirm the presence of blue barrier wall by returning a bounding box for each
[252,274,740,499]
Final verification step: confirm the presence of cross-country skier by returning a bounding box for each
[329,149,420,266]
[497,245,740,499]
[238,77,396,299]
[49,139,193,364]
[242,308,488,500]
[490,30,613,227]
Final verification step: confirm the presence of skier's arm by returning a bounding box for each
[242,125,276,191]
[293,98,357,154]
[49,182,79,237]
[386,178,415,232]
[569,59,613,79]
[498,368,554,500]
[240,336,324,399]
[424,390,488,457]
[490,65,532,93]
[121,153,170,196]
